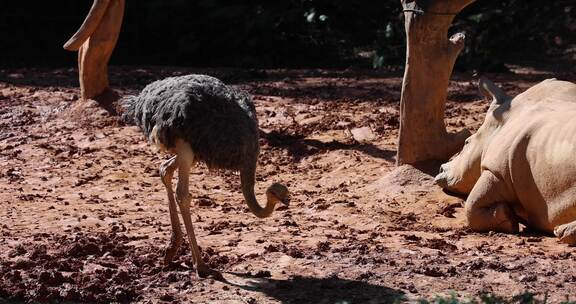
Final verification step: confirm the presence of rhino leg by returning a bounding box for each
[465,171,519,234]
[554,222,576,245]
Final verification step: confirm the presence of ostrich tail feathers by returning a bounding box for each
[119,95,139,125]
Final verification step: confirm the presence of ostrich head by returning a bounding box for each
[266,183,290,206]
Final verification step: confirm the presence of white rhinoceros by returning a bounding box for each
[435,78,576,245]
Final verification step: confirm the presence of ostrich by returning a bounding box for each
[122,74,289,278]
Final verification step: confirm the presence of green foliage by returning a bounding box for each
[419,291,576,304]
[420,291,462,304]
[454,0,576,71]
[0,0,574,69]
[373,21,405,68]
[114,0,576,70]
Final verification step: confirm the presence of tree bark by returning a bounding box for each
[396,0,474,165]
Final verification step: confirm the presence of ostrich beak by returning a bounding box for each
[280,195,290,206]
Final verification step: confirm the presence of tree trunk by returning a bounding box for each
[396,0,474,165]
[64,0,125,113]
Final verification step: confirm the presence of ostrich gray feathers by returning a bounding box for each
[122,74,259,171]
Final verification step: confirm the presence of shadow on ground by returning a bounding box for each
[262,130,396,162]
[226,272,405,304]
[0,66,269,89]
[248,79,402,104]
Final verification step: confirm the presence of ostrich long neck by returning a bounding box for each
[240,164,277,218]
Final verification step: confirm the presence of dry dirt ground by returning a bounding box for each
[0,66,575,303]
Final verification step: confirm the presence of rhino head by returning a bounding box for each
[435,78,511,195]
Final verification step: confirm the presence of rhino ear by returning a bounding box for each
[479,77,509,105]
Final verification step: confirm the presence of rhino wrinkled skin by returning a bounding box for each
[435,78,576,245]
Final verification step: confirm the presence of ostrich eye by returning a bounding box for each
[270,183,289,198]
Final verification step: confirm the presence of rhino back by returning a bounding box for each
[512,79,576,107]
[482,103,576,231]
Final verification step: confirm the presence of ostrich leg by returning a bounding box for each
[175,147,222,279]
[160,155,184,264]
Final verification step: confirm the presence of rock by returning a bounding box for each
[348,126,376,143]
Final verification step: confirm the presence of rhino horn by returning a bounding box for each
[479,77,509,105]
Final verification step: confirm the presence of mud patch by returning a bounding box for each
[1,67,575,302]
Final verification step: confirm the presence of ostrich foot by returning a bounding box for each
[197,264,224,280]
[163,233,184,265]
